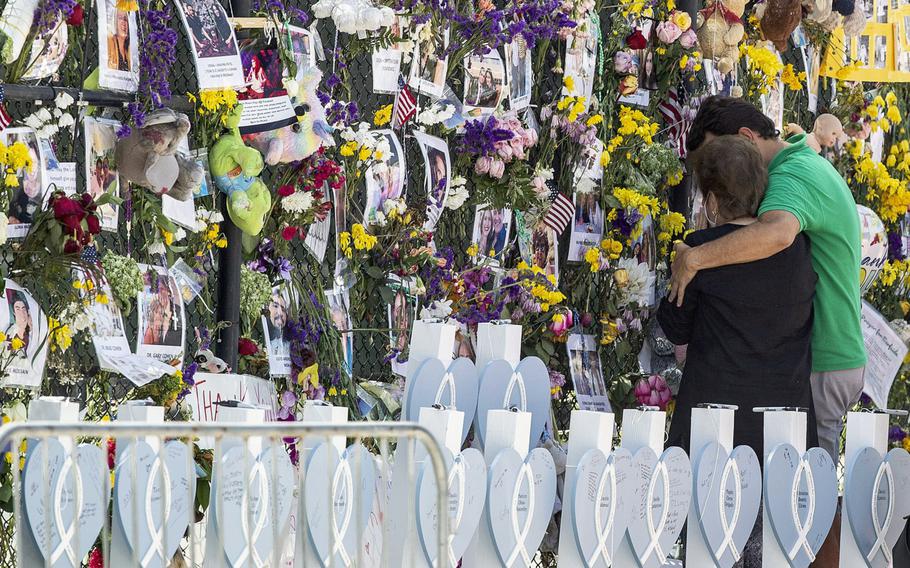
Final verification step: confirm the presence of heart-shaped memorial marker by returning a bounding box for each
[406,357,478,442]
[487,447,557,568]
[474,357,551,450]
[115,440,195,568]
[416,447,487,566]
[845,446,910,568]
[212,444,294,567]
[570,447,635,568]
[694,443,762,568]
[23,439,107,568]
[305,442,377,567]
[627,446,692,568]
[764,444,837,568]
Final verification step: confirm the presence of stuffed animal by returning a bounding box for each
[756,0,802,52]
[696,0,746,74]
[787,115,844,153]
[115,108,200,201]
[843,0,867,37]
[242,66,333,166]
[804,0,832,22]
[173,153,205,199]
[833,0,855,15]
[209,104,271,236]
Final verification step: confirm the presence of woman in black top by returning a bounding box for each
[658,135,819,460]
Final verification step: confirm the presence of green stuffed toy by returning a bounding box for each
[208,104,271,236]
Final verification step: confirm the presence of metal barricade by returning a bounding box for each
[0,421,450,567]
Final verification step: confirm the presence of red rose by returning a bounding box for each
[66,3,84,26]
[53,196,83,219]
[626,29,648,49]
[238,337,258,356]
[278,185,294,197]
[85,214,101,235]
[58,213,83,232]
[63,238,81,255]
[281,226,297,241]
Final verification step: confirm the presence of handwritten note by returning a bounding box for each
[860,301,908,409]
[183,372,279,422]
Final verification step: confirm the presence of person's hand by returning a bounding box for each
[668,242,697,307]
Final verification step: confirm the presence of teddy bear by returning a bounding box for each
[696,0,746,74]
[115,108,201,201]
[756,0,803,52]
[242,66,333,166]
[209,104,271,236]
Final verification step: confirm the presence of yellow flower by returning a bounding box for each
[600,150,611,168]
[298,363,320,387]
[328,386,338,396]
[887,105,902,124]
[116,0,138,10]
[781,64,804,91]
[0,332,6,343]
[901,300,910,316]
[600,319,619,345]
[373,104,393,126]
[679,54,689,70]
[340,141,357,157]
[162,231,174,246]
[670,10,691,31]
[10,338,24,351]
[904,436,910,452]
[586,114,603,127]
[358,146,372,161]
[563,76,576,92]
[373,150,384,161]
[584,246,601,272]
[466,243,479,257]
[517,261,530,271]
[215,237,228,248]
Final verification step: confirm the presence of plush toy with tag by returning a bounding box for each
[243,66,333,166]
[755,0,803,52]
[695,0,746,74]
[115,109,201,201]
[209,104,271,236]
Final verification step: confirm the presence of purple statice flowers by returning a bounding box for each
[888,231,905,261]
[32,0,76,39]
[459,116,514,156]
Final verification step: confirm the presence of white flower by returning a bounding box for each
[382,197,406,215]
[616,258,652,307]
[58,113,75,128]
[576,175,597,194]
[173,228,187,242]
[148,242,166,255]
[282,191,315,213]
[312,0,339,18]
[23,114,42,130]
[0,216,8,245]
[420,299,453,320]
[444,180,469,210]
[373,210,387,226]
[374,137,391,160]
[2,401,26,422]
[54,91,74,109]
[36,108,52,122]
[38,124,58,138]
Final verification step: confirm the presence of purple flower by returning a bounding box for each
[32,0,77,39]
[888,231,905,261]
[459,117,514,156]
[889,425,907,443]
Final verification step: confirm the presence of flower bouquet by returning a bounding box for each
[274,150,341,243]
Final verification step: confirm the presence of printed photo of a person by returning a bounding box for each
[464,53,504,111]
[265,288,289,358]
[242,47,286,99]
[141,275,182,347]
[6,290,31,358]
[364,132,404,224]
[390,289,412,353]
[177,0,237,58]
[6,131,42,227]
[106,0,132,72]
[471,206,511,262]
[508,37,531,107]
[530,223,558,280]
[427,147,448,206]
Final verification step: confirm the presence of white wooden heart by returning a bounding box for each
[406,357,479,442]
[115,440,195,568]
[487,447,557,568]
[474,357,551,450]
[304,442,377,567]
[23,439,107,568]
[844,446,910,568]
[570,447,635,568]
[416,447,486,566]
[764,444,837,568]
[694,443,762,568]
[214,444,294,567]
[627,446,692,568]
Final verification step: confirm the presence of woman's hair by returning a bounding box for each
[690,135,768,219]
[687,96,779,153]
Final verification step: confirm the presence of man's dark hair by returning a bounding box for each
[690,135,767,219]
[687,96,779,152]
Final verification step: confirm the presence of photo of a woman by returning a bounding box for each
[107,1,132,72]
[427,148,447,205]
[523,221,558,280]
[6,290,31,357]
[507,36,532,109]
[6,130,43,230]
[364,131,405,224]
[471,205,512,263]
[141,276,182,347]
[242,48,286,99]
[463,53,505,113]
[84,118,120,231]
[176,0,237,58]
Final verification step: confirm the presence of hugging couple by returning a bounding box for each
[657,96,867,566]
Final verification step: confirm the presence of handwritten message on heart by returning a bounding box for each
[764,444,837,568]
[23,440,107,568]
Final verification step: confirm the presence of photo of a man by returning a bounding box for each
[470,205,512,264]
[136,265,186,368]
[567,333,611,411]
[265,288,289,358]
[463,52,505,115]
[507,36,532,109]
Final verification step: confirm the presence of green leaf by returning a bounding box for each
[377,285,396,305]
[365,265,385,280]
[541,339,556,356]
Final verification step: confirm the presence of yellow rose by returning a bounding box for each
[671,10,691,31]
[613,269,629,287]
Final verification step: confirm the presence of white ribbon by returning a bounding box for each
[585,461,618,567]
[787,458,817,562]
[712,458,743,562]
[503,372,528,411]
[140,455,173,567]
[639,461,671,564]
[235,460,270,567]
[434,372,457,408]
[327,457,355,567]
[504,463,537,567]
[50,454,84,566]
[866,461,896,565]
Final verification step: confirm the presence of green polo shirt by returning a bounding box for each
[757,134,867,372]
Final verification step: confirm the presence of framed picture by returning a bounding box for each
[567,333,611,412]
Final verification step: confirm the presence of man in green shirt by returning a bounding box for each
[670,97,867,467]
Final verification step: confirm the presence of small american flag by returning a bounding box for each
[658,88,689,158]
[391,77,417,129]
[0,104,12,133]
[543,182,574,234]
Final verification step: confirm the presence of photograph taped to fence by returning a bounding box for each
[84,117,121,232]
[97,0,139,92]
[263,285,294,376]
[136,264,186,369]
[173,0,245,90]
[73,268,131,371]
[414,130,450,231]
[238,42,297,134]
[21,15,67,81]
[0,279,48,389]
[3,127,47,239]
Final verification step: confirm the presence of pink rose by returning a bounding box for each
[656,21,682,44]
[497,142,514,160]
[614,51,637,74]
[489,158,505,179]
[523,127,538,147]
[474,156,492,174]
[633,375,672,409]
[679,29,697,49]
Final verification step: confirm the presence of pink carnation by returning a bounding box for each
[656,21,682,44]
